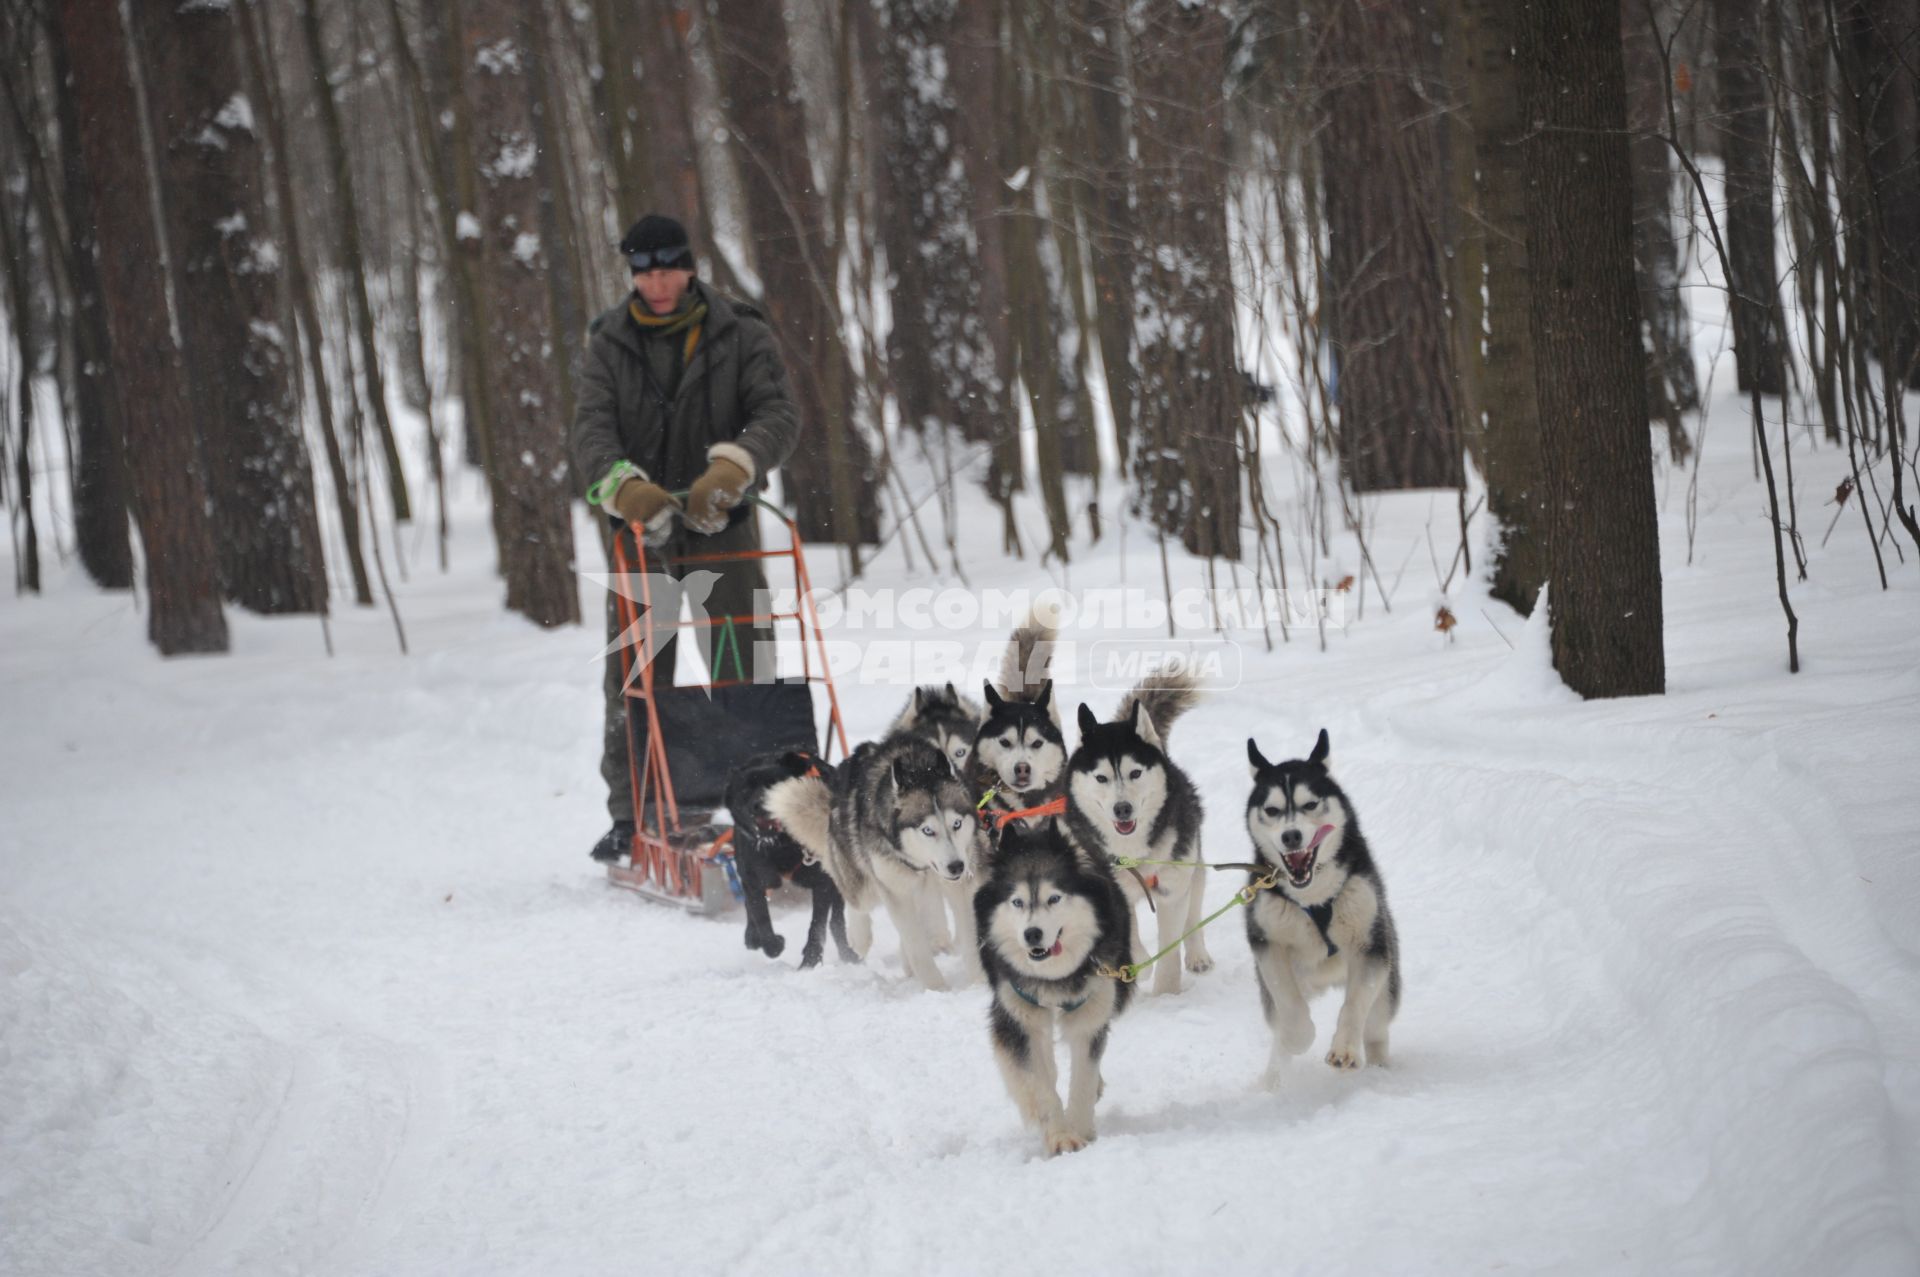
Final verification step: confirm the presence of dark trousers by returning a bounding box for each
[600,514,773,822]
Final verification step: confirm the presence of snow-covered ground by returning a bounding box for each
[4,383,1918,1274]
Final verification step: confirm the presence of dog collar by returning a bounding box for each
[1010,983,1087,1013]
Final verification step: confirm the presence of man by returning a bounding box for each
[573,214,800,862]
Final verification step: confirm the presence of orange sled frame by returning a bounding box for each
[604,494,849,912]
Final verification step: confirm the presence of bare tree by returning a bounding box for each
[1518,0,1664,696]
[463,0,581,625]
[1318,0,1461,493]
[55,0,227,653]
[710,0,879,548]
[1129,0,1243,558]
[139,0,327,615]
[1714,0,1789,395]
[1451,0,1550,613]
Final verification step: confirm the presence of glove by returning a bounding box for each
[685,453,751,534]
[612,476,680,545]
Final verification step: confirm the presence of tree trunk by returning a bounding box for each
[46,20,131,590]
[1319,0,1461,492]
[460,0,581,625]
[296,0,414,522]
[57,0,227,654]
[1622,0,1700,453]
[139,0,327,615]
[1068,0,1135,471]
[0,196,41,592]
[1836,0,1920,388]
[1129,0,1241,558]
[1460,0,1548,613]
[859,0,1008,453]
[1715,0,1789,395]
[711,0,879,547]
[1518,0,1665,697]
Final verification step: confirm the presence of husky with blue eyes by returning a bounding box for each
[765,732,985,991]
[1244,730,1401,1084]
[974,820,1133,1155]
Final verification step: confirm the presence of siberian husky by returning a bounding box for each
[1062,673,1212,994]
[975,819,1133,1155]
[765,733,985,991]
[1244,730,1401,1083]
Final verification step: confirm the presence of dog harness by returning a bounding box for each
[1009,983,1087,1013]
[992,795,1067,829]
[1299,900,1338,958]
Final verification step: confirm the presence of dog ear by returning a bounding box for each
[912,686,927,713]
[1131,698,1160,748]
[1035,680,1052,710]
[943,681,959,705]
[983,680,1003,710]
[1077,702,1098,735]
[1247,738,1271,777]
[1309,728,1330,767]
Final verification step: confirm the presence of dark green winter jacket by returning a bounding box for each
[570,281,800,514]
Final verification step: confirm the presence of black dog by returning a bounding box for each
[725,749,858,968]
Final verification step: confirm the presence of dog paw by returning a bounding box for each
[1364,1039,1390,1067]
[798,947,823,970]
[762,934,786,959]
[1151,969,1183,997]
[1279,1017,1315,1056]
[1044,1127,1089,1156]
[1260,1064,1288,1092]
[835,946,862,964]
[1183,951,1214,975]
[1325,1035,1362,1070]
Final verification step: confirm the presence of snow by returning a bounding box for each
[3,209,1920,1267]
[3,390,1919,1269]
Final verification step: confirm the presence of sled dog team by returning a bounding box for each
[740,614,1402,1157]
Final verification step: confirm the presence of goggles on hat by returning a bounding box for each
[627,246,693,272]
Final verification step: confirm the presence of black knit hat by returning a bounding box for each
[619,214,693,271]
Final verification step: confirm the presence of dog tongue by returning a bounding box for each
[1048,936,1063,957]
[1114,818,1137,835]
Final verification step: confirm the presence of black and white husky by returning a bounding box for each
[971,614,1067,831]
[1063,673,1212,994]
[765,733,985,991]
[1244,730,1401,1084]
[974,820,1133,1156]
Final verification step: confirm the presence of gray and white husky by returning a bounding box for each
[974,820,1133,1156]
[1244,730,1401,1084]
[765,733,985,991]
[1062,673,1212,994]
[890,681,986,969]
[889,681,982,774]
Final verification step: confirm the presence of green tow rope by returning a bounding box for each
[1097,859,1282,985]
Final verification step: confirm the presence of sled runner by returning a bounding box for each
[605,494,848,912]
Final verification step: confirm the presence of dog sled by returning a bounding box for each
[604,493,848,913]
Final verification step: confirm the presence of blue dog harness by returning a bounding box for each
[1010,983,1088,1013]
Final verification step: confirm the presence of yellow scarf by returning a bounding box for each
[628,298,707,364]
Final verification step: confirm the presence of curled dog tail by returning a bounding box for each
[1116,668,1202,744]
[996,601,1060,703]
[763,774,832,865]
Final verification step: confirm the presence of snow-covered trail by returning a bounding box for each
[4,427,1918,1275]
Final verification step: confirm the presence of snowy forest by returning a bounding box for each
[1,0,1911,692]
[7,2,1920,1272]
